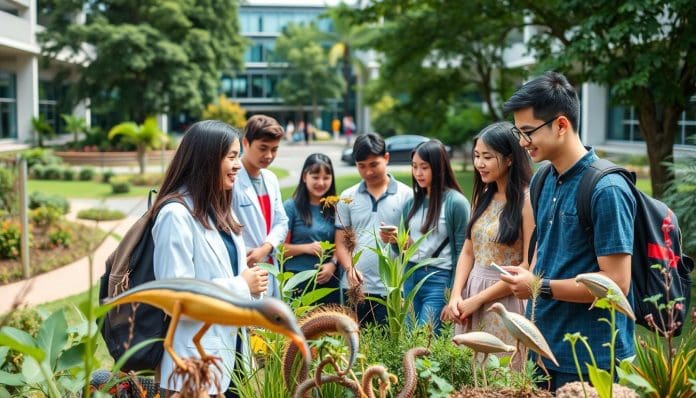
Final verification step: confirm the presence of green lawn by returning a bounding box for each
[27,179,154,198]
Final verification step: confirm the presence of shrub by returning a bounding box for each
[0,167,16,213]
[77,207,126,221]
[47,227,72,248]
[30,206,62,228]
[101,169,115,183]
[20,148,62,168]
[0,220,22,259]
[202,95,247,129]
[79,167,96,181]
[28,191,69,215]
[0,308,41,337]
[110,176,131,194]
[43,164,63,180]
[62,167,76,181]
[30,164,46,179]
[129,173,162,187]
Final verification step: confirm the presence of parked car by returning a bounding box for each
[341,134,451,165]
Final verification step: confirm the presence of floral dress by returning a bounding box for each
[456,198,526,366]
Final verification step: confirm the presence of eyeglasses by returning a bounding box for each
[511,117,558,143]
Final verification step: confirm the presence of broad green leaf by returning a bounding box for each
[616,368,655,393]
[0,346,8,364]
[284,269,317,292]
[0,386,11,398]
[59,374,84,393]
[299,288,336,306]
[0,328,44,361]
[21,356,44,384]
[36,309,68,369]
[587,364,612,398]
[0,369,24,386]
[56,343,86,372]
[256,262,277,276]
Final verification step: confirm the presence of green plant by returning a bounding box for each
[62,167,76,181]
[416,356,454,397]
[47,227,72,249]
[30,206,62,229]
[0,167,16,214]
[77,208,126,221]
[663,154,696,256]
[61,114,88,147]
[616,263,696,397]
[0,220,22,259]
[108,117,167,175]
[368,222,436,342]
[128,173,162,187]
[28,191,70,215]
[31,114,55,147]
[109,176,131,194]
[78,167,96,181]
[20,148,62,169]
[101,169,115,183]
[30,164,46,179]
[43,165,63,180]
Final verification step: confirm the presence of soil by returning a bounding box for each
[451,387,554,398]
[0,221,107,284]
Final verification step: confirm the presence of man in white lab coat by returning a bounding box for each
[233,114,289,298]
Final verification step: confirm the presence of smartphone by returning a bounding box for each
[490,262,512,276]
[379,225,398,233]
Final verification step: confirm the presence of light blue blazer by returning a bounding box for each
[232,167,289,298]
[153,194,252,394]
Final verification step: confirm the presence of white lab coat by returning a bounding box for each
[232,167,289,298]
[153,194,252,394]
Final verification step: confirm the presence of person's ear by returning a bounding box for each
[557,116,571,136]
[384,152,390,163]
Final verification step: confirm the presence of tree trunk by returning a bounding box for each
[342,44,352,118]
[137,145,147,175]
[636,100,680,198]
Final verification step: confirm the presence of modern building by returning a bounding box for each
[504,24,696,154]
[224,0,366,133]
[0,0,87,152]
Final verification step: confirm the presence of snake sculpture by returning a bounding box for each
[294,347,430,398]
[282,306,361,389]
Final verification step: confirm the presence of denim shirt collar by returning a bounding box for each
[553,146,597,183]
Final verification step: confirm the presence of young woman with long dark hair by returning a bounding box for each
[442,121,533,367]
[283,153,340,304]
[381,139,470,334]
[151,120,268,396]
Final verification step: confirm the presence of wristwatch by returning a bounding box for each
[540,278,553,299]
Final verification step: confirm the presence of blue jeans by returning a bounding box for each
[403,263,451,335]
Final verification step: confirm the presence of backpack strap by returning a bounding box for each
[147,188,158,209]
[431,237,450,259]
[528,163,553,263]
[576,158,637,250]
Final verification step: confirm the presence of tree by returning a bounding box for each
[38,0,245,123]
[108,117,166,175]
[202,96,247,129]
[518,0,696,198]
[273,23,345,126]
[343,0,523,142]
[61,114,88,147]
[31,115,54,148]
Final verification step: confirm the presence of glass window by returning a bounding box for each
[265,75,278,98]
[232,76,248,98]
[0,71,17,139]
[251,75,264,97]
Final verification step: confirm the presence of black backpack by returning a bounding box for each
[530,159,694,335]
[99,192,182,371]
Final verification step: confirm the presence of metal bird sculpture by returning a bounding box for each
[487,302,559,377]
[452,332,516,387]
[102,278,310,370]
[575,273,636,320]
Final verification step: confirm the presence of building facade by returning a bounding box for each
[0,0,86,151]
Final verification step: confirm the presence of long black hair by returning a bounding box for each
[406,139,463,234]
[151,120,241,234]
[466,122,532,245]
[292,153,336,225]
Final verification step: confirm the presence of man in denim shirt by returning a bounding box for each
[499,72,636,391]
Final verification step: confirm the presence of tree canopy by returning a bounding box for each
[518,0,696,197]
[38,0,245,124]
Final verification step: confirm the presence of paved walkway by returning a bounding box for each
[0,142,419,314]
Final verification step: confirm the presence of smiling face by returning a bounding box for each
[512,107,558,163]
[303,167,333,202]
[473,139,510,185]
[220,139,242,191]
[411,152,432,194]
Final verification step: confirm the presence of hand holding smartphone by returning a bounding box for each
[490,262,512,276]
[379,225,398,233]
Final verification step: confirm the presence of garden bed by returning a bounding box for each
[0,221,107,284]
